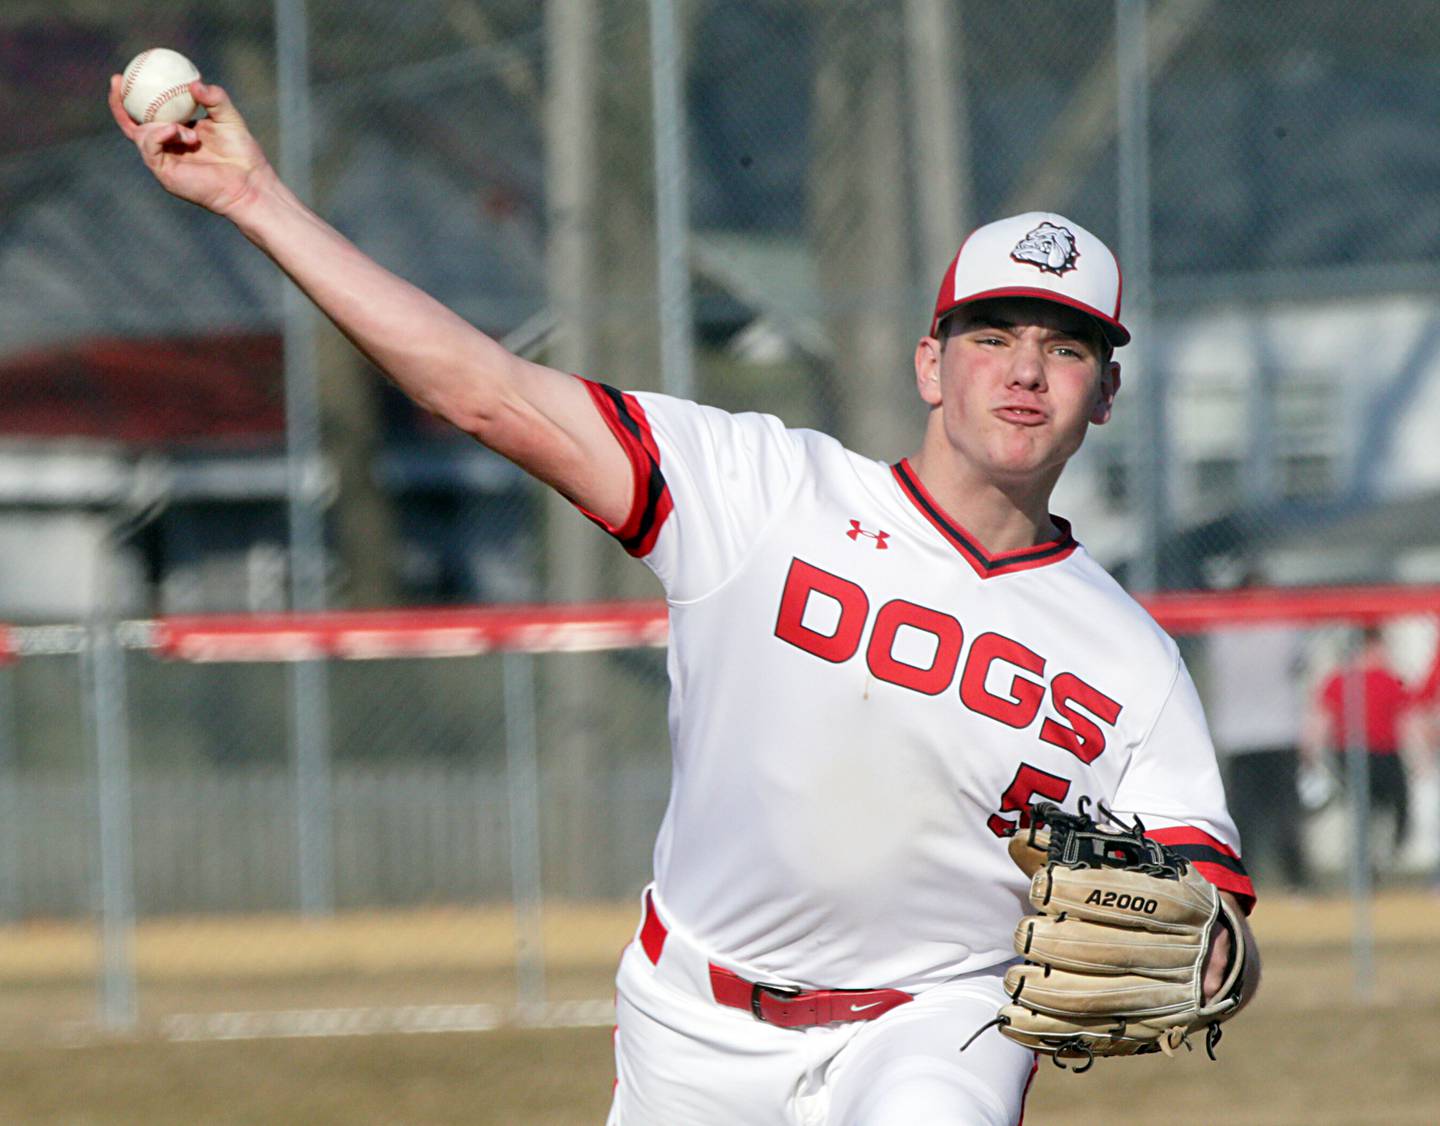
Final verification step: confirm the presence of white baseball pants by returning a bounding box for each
[607,891,1037,1125]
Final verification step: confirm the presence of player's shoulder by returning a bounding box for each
[625,388,772,430]
[627,390,874,480]
[1055,547,1182,662]
[626,389,798,451]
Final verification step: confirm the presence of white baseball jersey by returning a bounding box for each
[582,381,1253,994]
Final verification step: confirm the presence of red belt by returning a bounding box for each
[640,891,912,1029]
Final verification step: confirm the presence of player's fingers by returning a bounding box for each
[1006,829,1049,878]
[1040,866,1216,928]
[1201,924,1232,1002]
[108,74,140,139]
[192,81,243,125]
[1003,962,1191,1017]
[136,122,184,160]
[1014,915,1199,977]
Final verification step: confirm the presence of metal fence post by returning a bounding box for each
[1116,0,1165,593]
[1342,626,1374,998]
[0,665,18,922]
[648,0,696,401]
[904,0,971,282]
[503,652,546,1012]
[290,660,334,915]
[85,617,137,1031]
[276,0,334,917]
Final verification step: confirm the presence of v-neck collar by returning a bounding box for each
[891,459,1077,579]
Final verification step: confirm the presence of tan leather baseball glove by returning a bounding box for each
[986,800,1248,1071]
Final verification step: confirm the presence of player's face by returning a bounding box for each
[914,298,1120,487]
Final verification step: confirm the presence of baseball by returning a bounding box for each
[120,48,201,125]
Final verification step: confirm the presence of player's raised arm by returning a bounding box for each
[107,70,632,528]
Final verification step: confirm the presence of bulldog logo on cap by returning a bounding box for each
[1010,221,1080,276]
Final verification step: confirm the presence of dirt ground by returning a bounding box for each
[1,892,1436,1124]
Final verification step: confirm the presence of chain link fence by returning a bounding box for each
[3,0,1440,1043]
[5,1,1440,617]
[3,599,1439,1044]
[0,617,674,1042]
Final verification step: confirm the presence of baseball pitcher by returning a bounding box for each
[111,71,1258,1126]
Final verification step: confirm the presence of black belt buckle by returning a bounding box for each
[750,981,804,1022]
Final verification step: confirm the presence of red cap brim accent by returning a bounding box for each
[931,286,1130,347]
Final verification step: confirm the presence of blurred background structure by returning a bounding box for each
[2,0,1440,1065]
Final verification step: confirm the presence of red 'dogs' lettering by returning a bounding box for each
[774,558,1124,765]
[865,600,964,696]
[960,632,1047,728]
[774,558,869,663]
[1039,672,1123,764]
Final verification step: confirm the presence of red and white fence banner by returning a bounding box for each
[3,586,1440,664]
[1144,585,1440,633]
[150,601,671,662]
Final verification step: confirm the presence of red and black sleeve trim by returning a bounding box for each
[581,380,674,558]
[891,459,1077,578]
[1146,826,1256,914]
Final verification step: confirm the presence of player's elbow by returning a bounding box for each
[414,352,525,444]
[423,383,498,440]
[440,378,557,470]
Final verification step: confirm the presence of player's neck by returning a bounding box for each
[904,451,1062,552]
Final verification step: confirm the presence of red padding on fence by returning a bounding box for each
[1141,585,1440,633]
[152,602,670,662]
[10,585,1440,664]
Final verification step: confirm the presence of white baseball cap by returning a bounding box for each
[929,212,1130,347]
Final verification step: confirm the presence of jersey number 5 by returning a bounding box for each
[987,763,1071,837]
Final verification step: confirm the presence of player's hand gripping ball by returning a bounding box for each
[987,801,1248,1071]
[120,48,201,125]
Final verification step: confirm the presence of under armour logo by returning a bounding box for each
[846,519,890,549]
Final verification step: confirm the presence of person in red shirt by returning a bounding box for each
[1302,626,1416,865]
[1410,630,1440,719]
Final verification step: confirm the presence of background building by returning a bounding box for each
[0,8,1438,1116]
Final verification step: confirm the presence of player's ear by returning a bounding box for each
[1090,360,1120,424]
[916,335,943,406]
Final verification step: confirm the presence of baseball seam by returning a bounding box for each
[121,49,154,102]
[145,81,197,124]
